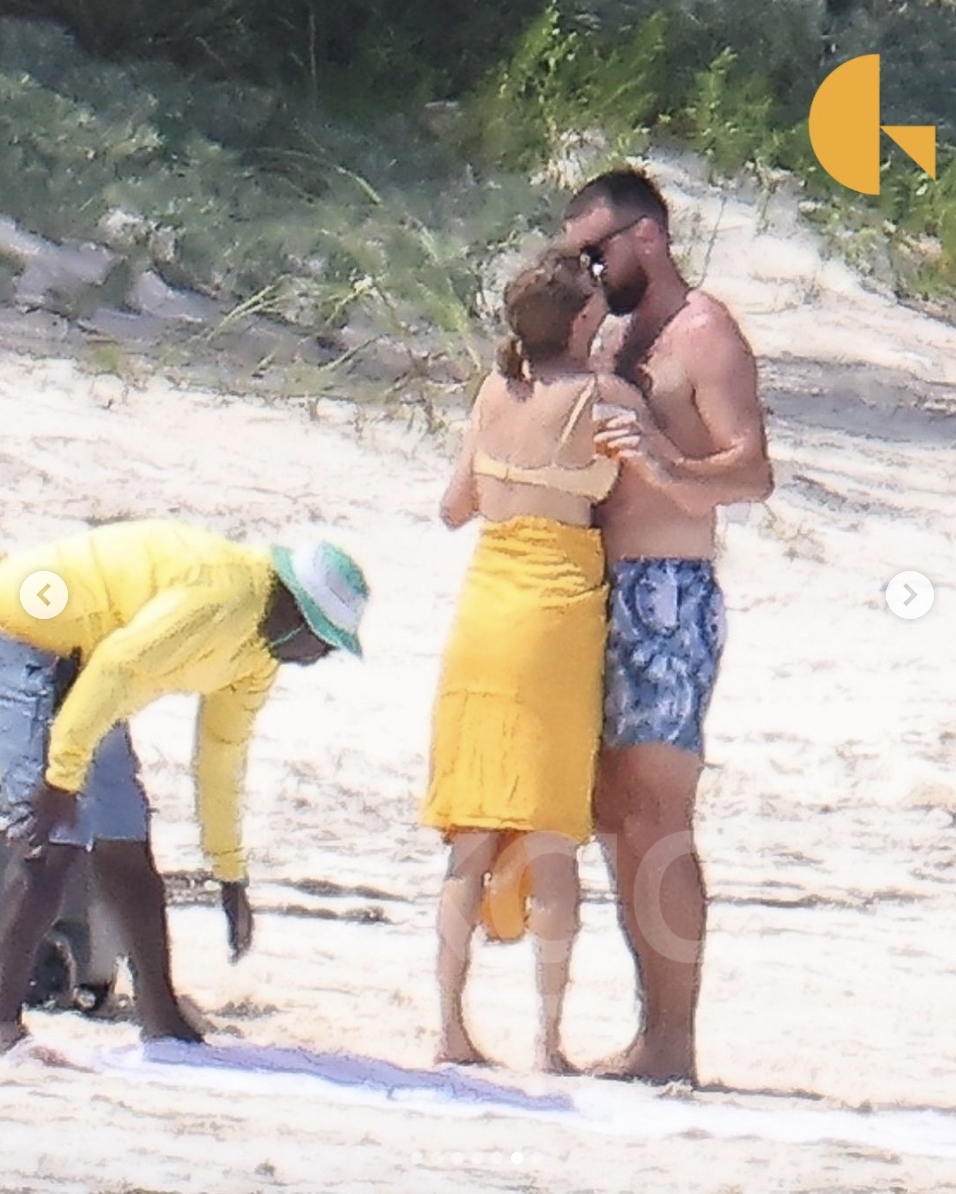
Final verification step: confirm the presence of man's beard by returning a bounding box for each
[603,262,649,315]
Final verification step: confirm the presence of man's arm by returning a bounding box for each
[193,668,276,884]
[662,311,773,502]
[594,413,718,517]
[598,314,773,514]
[45,587,225,795]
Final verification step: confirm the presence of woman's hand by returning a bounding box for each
[595,411,644,459]
[595,413,674,488]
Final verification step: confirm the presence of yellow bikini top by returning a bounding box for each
[472,378,619,503]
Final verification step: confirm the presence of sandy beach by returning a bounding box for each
[1,167,956,1193]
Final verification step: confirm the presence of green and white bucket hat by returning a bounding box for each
[271,540,370,657]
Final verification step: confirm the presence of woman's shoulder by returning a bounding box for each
[479,368,534,407]
[481,368,606,415]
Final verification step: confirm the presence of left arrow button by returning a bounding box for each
[20,572,69,620]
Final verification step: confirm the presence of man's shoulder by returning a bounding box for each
[677,291,754,365]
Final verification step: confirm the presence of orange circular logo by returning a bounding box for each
[809,55,936,194]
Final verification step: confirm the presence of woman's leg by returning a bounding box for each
[525,832,580,1074]
[436,829,498,1065]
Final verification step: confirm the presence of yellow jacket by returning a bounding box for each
[0,520,280,881]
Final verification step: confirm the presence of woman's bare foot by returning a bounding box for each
[590,1037,696,1085]
[436,1024,489,1067]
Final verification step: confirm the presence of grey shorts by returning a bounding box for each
[0,633,149,848]
[603,559,726,755]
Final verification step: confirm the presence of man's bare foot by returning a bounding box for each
[436,1025,489,1067]
[141,1015,204,1045]
[140,994,206,1045]
[537,1045,579,1076]
[590,1038,696,1086]
[177,994,216,1036]
[0,1021,27,1055]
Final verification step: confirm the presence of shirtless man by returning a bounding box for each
[562,168,773,1083]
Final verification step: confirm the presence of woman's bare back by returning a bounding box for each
[472,370,604,526]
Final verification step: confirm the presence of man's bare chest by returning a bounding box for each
[635,352,694,432]
[614,343,709,452]
[604,314,693,426]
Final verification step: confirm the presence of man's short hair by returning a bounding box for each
[564,168,669,234]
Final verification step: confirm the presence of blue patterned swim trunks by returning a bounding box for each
[603,559,726,755]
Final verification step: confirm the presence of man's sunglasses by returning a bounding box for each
[580,216,646,279]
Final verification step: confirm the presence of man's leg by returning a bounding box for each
[436,829,498,1065]
[0,637,82,1049]
[595,741,704,1083]
[90,838,200,1042]
[596,558,723,1082]
[0,840,80,1049]
[86,722,200,1044]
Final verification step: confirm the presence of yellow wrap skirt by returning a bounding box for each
[423,516,607,935]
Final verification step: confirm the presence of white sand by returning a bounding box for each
[1,168,956,1193]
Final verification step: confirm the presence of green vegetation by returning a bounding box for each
[0,20,561,402]
[459,0,955,303]
[0,1,952,405]
[3,0,546,113]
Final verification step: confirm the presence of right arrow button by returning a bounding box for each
[886,571,935,620]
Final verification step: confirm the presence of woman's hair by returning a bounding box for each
[495,248,596,381]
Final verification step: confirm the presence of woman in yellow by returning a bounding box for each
[422,248,622,1073]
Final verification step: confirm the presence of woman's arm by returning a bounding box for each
[438,381,486,529]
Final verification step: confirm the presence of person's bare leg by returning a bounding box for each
[436,830,498,1065]
[594,743,704,1083]
[524,832,580,1074]
[91,839,201,1043]
[0,840,79,1050]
